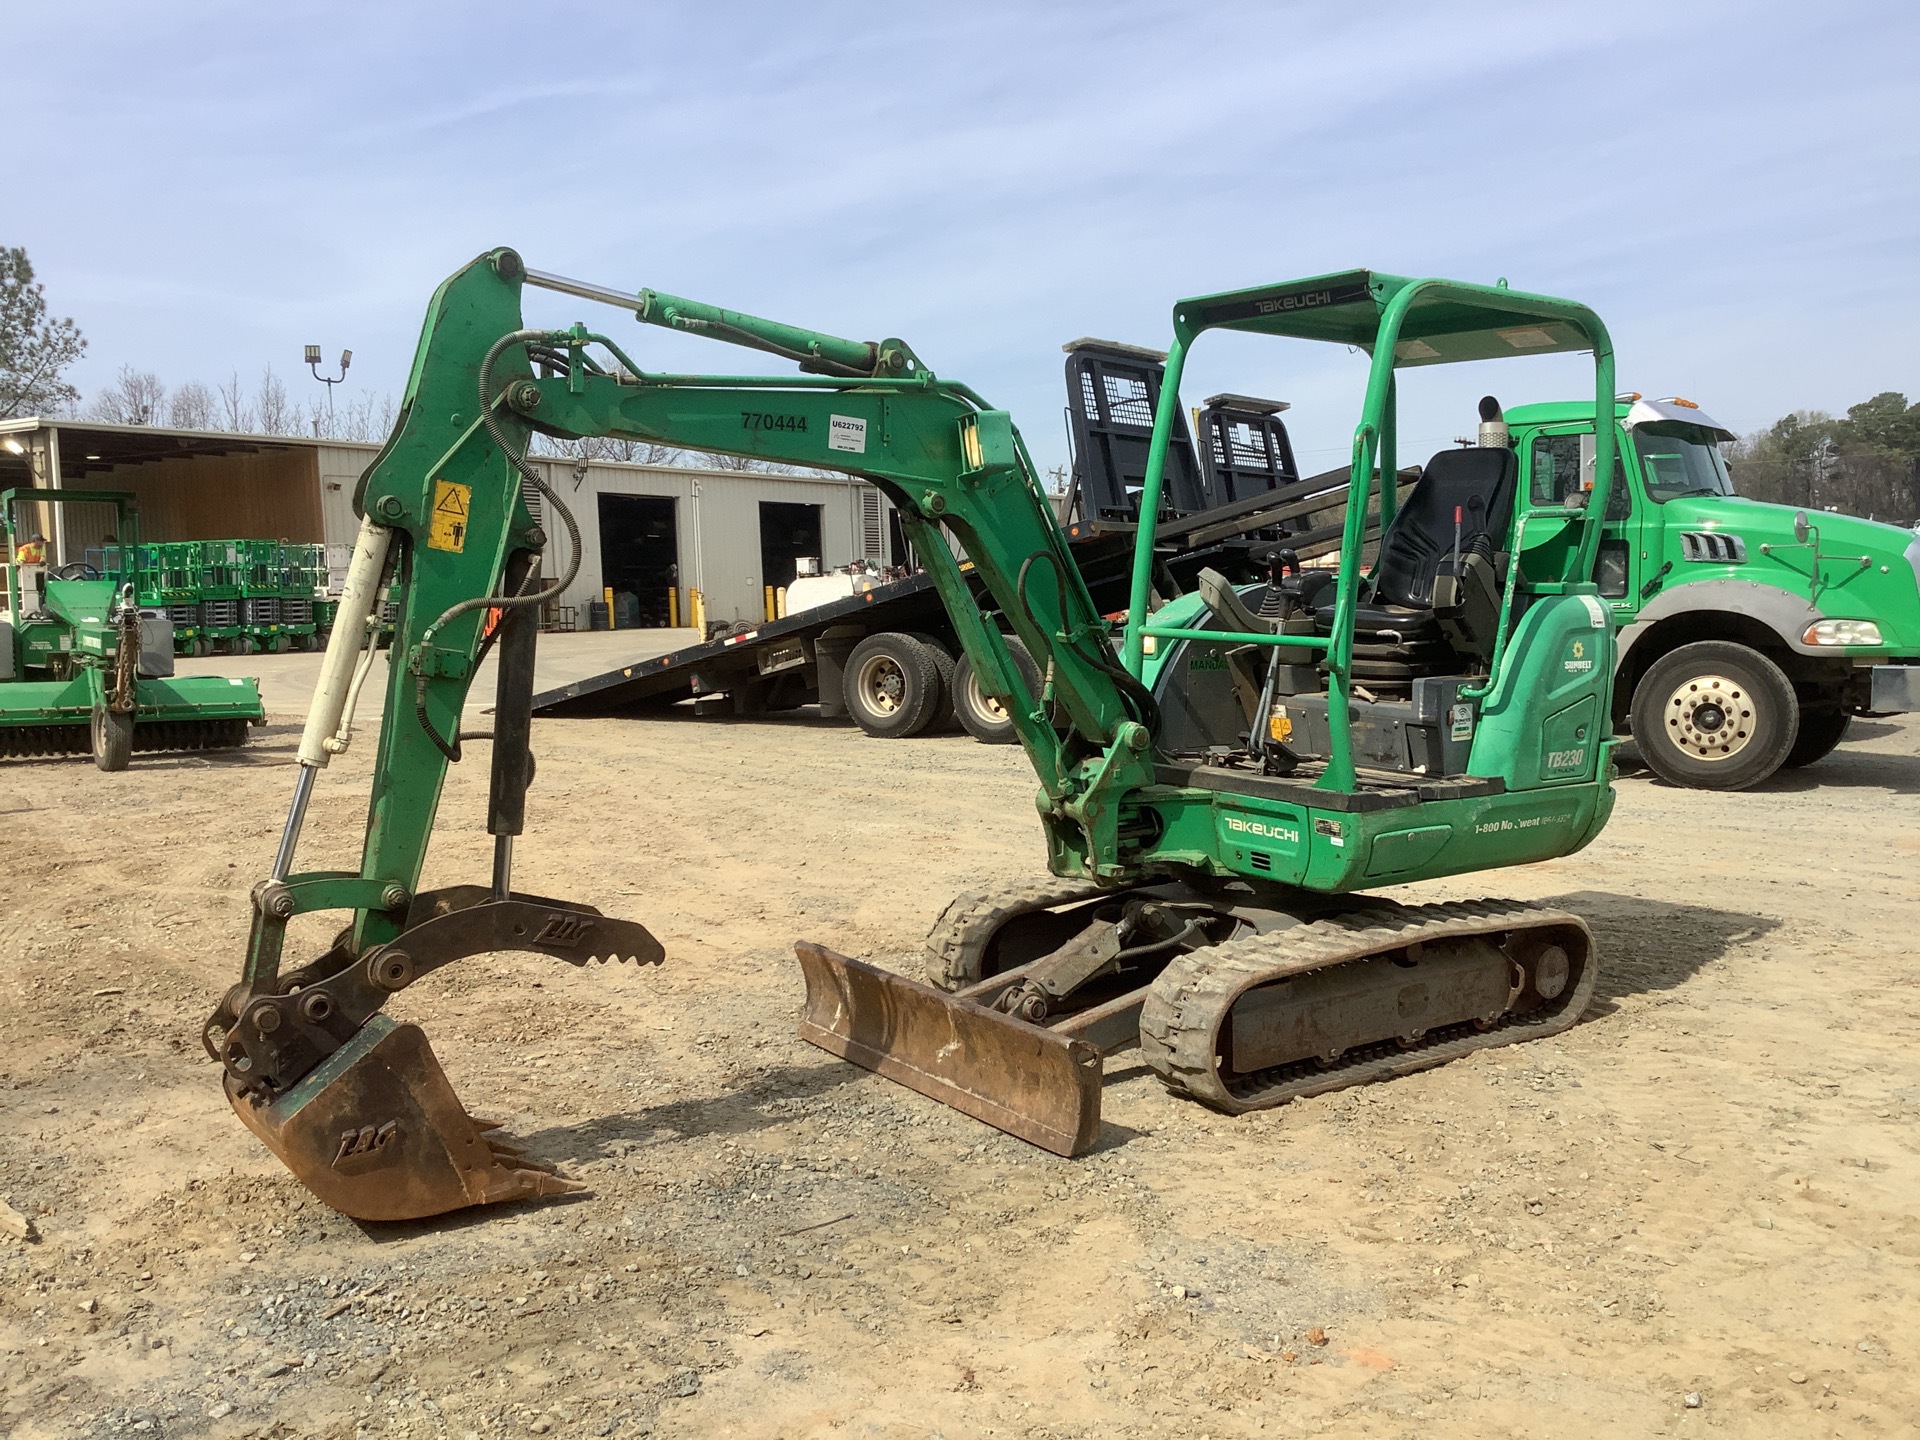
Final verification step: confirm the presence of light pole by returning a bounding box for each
[304,345,352,433]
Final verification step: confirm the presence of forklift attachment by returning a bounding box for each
[224,1015,579,1222]
[795,941,1104,1156]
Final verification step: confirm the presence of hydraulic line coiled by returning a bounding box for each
[412,329,589,762]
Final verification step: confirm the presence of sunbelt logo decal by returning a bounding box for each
[1562,637,1595,675]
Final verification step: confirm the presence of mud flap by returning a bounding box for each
[794,941,1104,1157]
[225,1014,578,1222]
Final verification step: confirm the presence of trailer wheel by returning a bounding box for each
[1782,705,1849,768]
[952,637,1043,745]
[843,633,943,738]
[1630,640,1797,790]
[91,705,133,772]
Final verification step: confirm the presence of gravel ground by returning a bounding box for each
[2,705,1917,1439]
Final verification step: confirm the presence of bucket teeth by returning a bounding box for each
[472,1148,583,1206]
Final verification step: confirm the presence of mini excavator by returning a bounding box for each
[207,250,1624,1219]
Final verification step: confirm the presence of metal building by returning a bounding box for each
[0,417,897,626]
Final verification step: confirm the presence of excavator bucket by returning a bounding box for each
[794,941,1104,1156]
[224,1014,579,1223]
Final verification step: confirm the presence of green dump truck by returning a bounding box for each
[1505,396,1919,788]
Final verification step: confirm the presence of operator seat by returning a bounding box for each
[1313,444,1517,694]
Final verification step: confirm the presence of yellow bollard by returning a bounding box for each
[603,585,616,631]
[776,586,788,619]
[690,588,705,633]
[764,585,776,623]
[667,586,679,628]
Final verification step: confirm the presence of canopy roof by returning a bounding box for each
[1174,269,1603,367]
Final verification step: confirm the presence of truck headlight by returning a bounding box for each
[1803,619,1883,646]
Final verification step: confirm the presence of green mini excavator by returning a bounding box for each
[207,250,1624,1219]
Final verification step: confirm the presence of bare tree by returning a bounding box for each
[333,389,397,443]
[167,379,218,430]
[253,365,296,435]
[697,450,771,472]
[217,370,252,432]
[87,365,168,426]
[535,433,687,467]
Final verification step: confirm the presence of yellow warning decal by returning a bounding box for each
[427,479,471,553]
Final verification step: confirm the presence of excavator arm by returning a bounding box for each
[205,247,1150,1218]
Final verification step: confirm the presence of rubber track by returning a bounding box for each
[1138,897,1596,1113]
[922,876,1111,991]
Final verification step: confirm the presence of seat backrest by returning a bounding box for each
[1371,447,1517,609]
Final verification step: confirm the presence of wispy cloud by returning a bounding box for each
[11,0,1916,469]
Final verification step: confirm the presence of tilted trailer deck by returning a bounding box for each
[532,339,1415,741]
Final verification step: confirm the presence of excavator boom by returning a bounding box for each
[206,247,1129,1217]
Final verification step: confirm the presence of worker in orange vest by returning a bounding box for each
[14,531,48,614]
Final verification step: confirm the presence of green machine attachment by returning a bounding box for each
[207,252,1627,1220]
[2,489,265,769]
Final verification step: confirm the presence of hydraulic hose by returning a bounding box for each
[1015,549,1162,744]
[414,329,586,761]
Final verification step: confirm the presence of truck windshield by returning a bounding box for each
[1631,422,1734,503]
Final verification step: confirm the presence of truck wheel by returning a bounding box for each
[905,633,956,731]
[1630,641,1797,791]
[843,633,943,738]
[91,705,133,772]
[1782,706,1850,768]
[951,638,1043,744]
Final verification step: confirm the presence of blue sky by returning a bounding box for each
[8,1,1917,478]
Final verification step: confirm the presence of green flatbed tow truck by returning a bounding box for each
[2,488,267,769]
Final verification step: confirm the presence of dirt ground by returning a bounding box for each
[3,703,1918,1440]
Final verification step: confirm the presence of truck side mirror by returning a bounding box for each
[1793,510,1810,546]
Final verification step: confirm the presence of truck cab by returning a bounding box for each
[1507,397,1920,788]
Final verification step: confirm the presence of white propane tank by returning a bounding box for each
[785,573,858,615]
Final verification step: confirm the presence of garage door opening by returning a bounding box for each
[597,494,679,628]
[759,500,823,594]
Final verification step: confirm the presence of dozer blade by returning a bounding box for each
[795,941,1104,1157]
[225,1014,579,1222]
